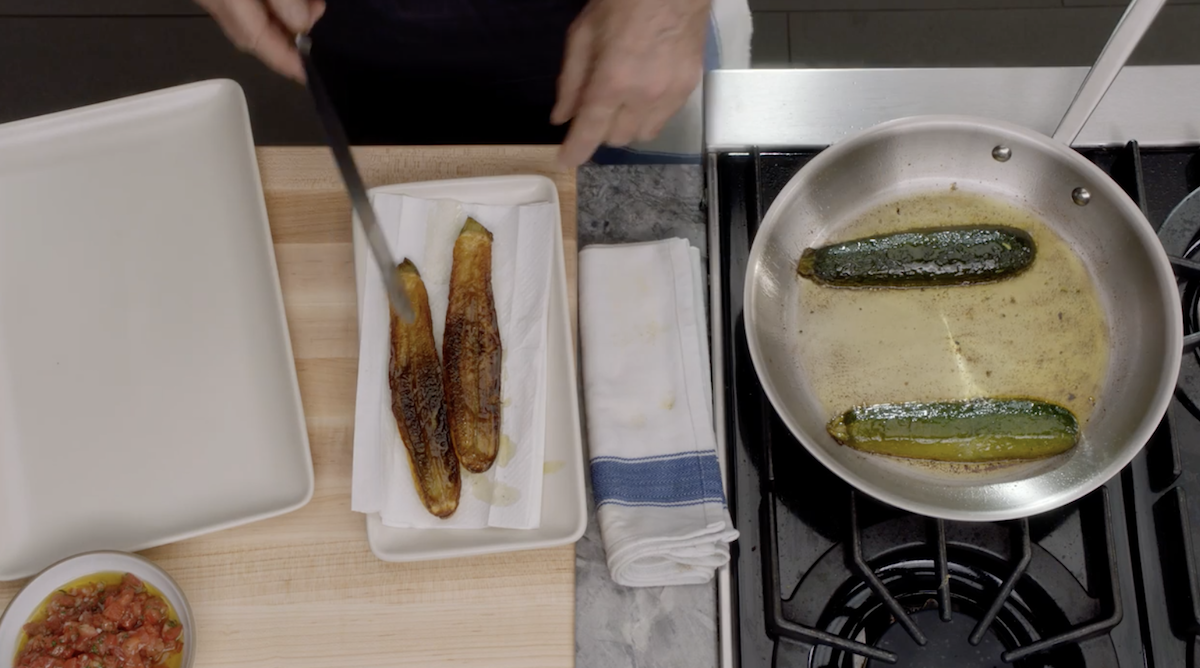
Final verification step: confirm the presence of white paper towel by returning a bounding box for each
[351,193,555,529]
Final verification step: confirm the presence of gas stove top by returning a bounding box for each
[703,66,1200,668]
[712,145,1199,668]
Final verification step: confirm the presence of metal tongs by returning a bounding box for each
[295,33,415,323]
[1052,0,1167,144]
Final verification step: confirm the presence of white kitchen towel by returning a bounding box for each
[351,193,555,529]
[579,238,738,587]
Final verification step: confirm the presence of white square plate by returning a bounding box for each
[353,175,587,562]
[0,80,314,580]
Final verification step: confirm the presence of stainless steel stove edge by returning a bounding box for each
[705,65,1200,151]
[707,151,739,668]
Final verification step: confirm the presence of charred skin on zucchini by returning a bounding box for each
[443,218,503,473]
[389,260,461,517]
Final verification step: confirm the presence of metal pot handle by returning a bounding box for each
[1052,0,1167,145]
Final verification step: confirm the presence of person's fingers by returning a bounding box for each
[558,101,618,168]
[199,0,266,45]
[309,0,326,25]
[610,67,677,145]
[265,0,317,33]
[606,106,643,147]
[551,20,595,125]
[635,104,672,143]
[635,84,694,142]
[249,19,307,81]
[636,65,701,142]
[199,0,305,81]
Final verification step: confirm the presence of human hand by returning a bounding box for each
[551,0,710,168]
[194,0,326,82]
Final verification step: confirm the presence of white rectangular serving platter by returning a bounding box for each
[0,80,314,580]
[353,175,587,562]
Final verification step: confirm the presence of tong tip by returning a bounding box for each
[295,33,313,55]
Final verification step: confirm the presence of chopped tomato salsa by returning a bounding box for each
[14,573,183,668]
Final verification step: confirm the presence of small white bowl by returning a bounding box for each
[0,551,195,668]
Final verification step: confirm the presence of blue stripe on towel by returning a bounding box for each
[591,451,726,508]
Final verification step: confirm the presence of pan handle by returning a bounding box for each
[1052,0,1167,145]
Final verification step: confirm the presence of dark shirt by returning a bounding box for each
[310,0,589,145]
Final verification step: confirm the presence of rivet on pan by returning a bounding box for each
[991,146,1012,162]
[1072,188,1092,206]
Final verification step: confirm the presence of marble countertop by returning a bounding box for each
[573,164,719,668]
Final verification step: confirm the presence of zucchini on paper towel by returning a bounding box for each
[443,218,503,474]
[389,260,462,518]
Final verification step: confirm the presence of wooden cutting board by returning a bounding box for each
[0,146,578,668]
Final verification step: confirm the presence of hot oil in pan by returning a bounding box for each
[794,191,1110,445]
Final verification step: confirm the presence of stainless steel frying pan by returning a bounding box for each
[742,0,1180,521]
